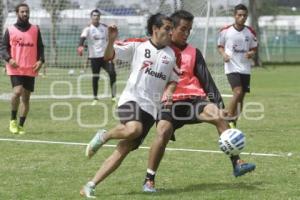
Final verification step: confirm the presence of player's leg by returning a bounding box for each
[226,73,246,127]
[18,76,34,134]
[9,76,23,134]
[197,101,255,177]
[102,60,117,100]
[90,58,101,103]
[86,121,142,158]
[80,139,138,198]
[144,120,174,192]
[18,88,31,134]
[86,101,151,158]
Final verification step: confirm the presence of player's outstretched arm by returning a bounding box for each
[104,25,118,61]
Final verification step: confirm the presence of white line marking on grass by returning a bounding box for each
[0,138,291,157]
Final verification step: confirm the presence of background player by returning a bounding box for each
[217,4,258,127]
[77,9,117,104]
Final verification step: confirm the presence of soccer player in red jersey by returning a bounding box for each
[143,10,255,192]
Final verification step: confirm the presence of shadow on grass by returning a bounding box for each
[106,181,264,197]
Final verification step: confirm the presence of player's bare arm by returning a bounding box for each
[104,25,118,60]
[217,46,230,62]
[164,81,177,109]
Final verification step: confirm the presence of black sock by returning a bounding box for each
[230,155,240,168]
[145,172,155,182]
[19,116,26,127]
[11,110,17,120]
[92,76,99,98]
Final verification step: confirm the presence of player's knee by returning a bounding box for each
[157,124,172,142]
[13,90,22,97]
[116,141,133,157]
[125,125,142,139]
[233,88,244,97]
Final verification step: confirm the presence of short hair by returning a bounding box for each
[90,9,101,17]
[234,4,248,14]
[170,10,194,28]
[15,3,29,13]
[146,13,172,36]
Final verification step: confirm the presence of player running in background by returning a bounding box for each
[80,13,181,198]
[142,10,255,192]
[217,4,258,128]
[77,9,117,104]
[0,3,44,134]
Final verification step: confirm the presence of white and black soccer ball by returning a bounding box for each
[68,69,75,76]
[219,128,245,156]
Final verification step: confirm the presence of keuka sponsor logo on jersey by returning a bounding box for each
[11,37,34,47]
[141,60,167,80]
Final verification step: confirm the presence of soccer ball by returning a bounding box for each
[219,128,245,156]
[68,69,75,76]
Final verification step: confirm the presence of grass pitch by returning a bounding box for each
[0,65,300,199]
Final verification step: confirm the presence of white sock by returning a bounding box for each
[87,181,95,188]
[147,168,156,175]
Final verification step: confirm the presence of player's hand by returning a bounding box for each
[245,51,255,59]
[108,25,118,42]
[220,109,229,117]
[77,46,84,56]
[223,53,230,62]
[33,60,43,72]
[9,59,19,68]
[163,95,173,111]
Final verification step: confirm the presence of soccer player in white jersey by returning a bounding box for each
[77,9,116,104]
[80,13,181,198]
[217,4,258,127]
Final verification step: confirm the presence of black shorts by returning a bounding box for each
[158,98,210,140]
[227,73,250,93]
[117,101,155,150]
[10,75,35,92]
[90,57,115,73]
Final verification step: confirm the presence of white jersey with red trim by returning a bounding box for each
[114,39,180,119]
[217,25,258,74]
[80,23,108,58]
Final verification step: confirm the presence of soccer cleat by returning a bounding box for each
[233,160,256,177]
[111,97,117,103]
[229,122,236,128]
[91,99,98,106]
[85,129,106,158]
[80,183,96,199]
[9,120,19,134]
[143,180,157,193]
[18,126,26,135]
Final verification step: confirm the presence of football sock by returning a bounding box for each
[87,181,96,188]
[145,168,156,181]
[19,116,26,127]
[11,110,17,120]
[230,155,240,168]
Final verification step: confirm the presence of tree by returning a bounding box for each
[42,0,71,66]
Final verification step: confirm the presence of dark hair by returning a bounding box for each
[170,10,194,28]
[90,9,101,17]
[15,3,29,13]
[146,13,172,36]
[234,4,248,14]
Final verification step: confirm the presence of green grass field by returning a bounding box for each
[0,66,300,200]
